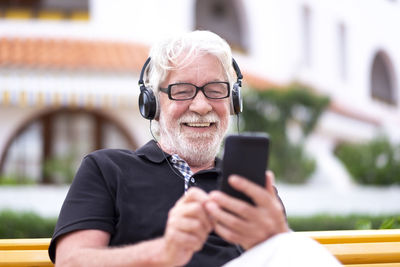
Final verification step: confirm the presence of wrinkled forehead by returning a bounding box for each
[164,53,227,83]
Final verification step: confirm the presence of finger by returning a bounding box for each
[169,217,210,242]
[174,217,206,233]
[185,188,214,231]
[169,202,213,232]
[184,187,209,203]
[228,175,273,206]
[266,170,277,196]
[213,220,244,245]
[175,187,208,208]
[204,200,249,235]
[208,191,255,219]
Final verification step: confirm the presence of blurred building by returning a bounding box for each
[0,0,399,185]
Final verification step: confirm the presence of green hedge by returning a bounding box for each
[0,175,36,185]
[288,214,400,231]
[1,210,399,238]
[0,210,57,238]
[335,137,400,185]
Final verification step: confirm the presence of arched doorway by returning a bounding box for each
[370,50,397,105]
[0,108,136,184]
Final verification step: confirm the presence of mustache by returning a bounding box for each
[177,112,220,124]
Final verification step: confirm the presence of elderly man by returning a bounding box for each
[49,31,340,267]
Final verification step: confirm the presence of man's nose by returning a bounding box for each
[189,91,212,115]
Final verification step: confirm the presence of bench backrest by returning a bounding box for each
[0,230,400,266]
[0,238,53,267]
[297,229,400,265]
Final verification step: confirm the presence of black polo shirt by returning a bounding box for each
[49,140,241,266]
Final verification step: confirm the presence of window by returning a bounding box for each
[0,0,89,21]
[301,5,312,67]
[195,0,247,52]
[338,23,347,81]
[370,51,397,105]
[2,122,43,183]
[1,109,135,184]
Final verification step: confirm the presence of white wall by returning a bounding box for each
[239,0,400,116]
[2,0,400,183]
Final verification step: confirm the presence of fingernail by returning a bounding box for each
[229,175,241,183]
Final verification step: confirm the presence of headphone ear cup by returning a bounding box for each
[231,82,243,115]
[138,87,158,120]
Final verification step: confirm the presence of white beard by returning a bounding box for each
[158,111,229,167]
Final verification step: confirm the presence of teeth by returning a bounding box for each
[186,122,212,127]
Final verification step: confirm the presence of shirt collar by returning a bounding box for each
[136,140,168,163]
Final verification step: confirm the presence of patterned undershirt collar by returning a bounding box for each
[170,154,194,192]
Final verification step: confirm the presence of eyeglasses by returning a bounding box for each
[159,81,230,101]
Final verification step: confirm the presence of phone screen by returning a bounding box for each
[219,133,269,204]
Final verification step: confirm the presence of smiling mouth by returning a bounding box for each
[183,122,216,128]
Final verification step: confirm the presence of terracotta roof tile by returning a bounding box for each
[0,37,149,72]
[0,36,279,88]
[329,101,381,126]
[242,71,278,89]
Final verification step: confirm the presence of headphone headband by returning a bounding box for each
[138,57,152,91]
[232,58,243,83]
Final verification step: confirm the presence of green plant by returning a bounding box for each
[354,216,400,230]
[241,84,330,183]
[0,174,36,185]
[379,217,400,229]
[0,210,56,238]
[335,137,400,185]
[43,152,77,184]
[288,214,400,231]
[355,219,373,230]
[1,210,399,238]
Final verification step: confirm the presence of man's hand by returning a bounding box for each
[55,187,212,267]
[162,187,213,266]
[205,171,289,250]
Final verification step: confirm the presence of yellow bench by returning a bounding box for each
[0,238,52,267]
[0,230,399,266]
[300,229,400,266]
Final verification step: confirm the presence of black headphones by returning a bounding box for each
[138,57,243,120]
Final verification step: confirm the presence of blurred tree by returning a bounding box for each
[43,151,76,184]
[241,83,330,183]
[335,137,400,185]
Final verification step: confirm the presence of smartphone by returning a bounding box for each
[219,133,269,205]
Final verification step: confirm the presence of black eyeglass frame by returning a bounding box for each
[159,81,231,101]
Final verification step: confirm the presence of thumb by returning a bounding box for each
[265,170,277,196]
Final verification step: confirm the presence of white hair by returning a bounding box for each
[147,30,236,95]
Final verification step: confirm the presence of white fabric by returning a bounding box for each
[223,232,342,267]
